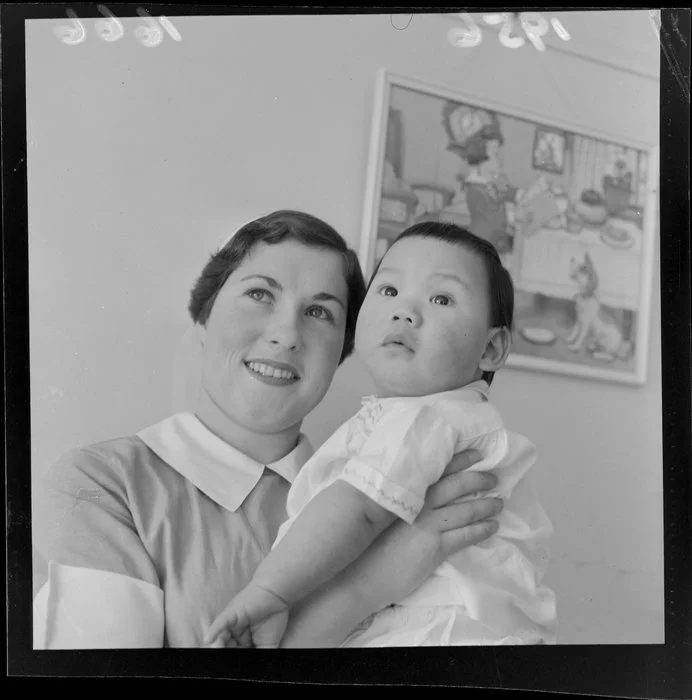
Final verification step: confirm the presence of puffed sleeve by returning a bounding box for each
[32,446,164,648]
[338,403,457,525]
[441,430,557,643]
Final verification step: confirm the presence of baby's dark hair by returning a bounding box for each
[377,221,514,385]
[188,210,366,364]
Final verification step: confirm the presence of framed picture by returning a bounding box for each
[359,70,658,385]
[532,127,566,174]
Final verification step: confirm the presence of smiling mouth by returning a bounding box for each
[244,361,300,382]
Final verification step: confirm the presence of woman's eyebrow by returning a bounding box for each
[240,274,281,289]
[313,292,345,311]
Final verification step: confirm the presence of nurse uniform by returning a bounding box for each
[32,412,312,648]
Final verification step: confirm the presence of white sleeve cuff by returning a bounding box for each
[33,561,164,649]
[339,459,424,525]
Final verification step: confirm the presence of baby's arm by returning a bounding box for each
[205,480,397,647]
[255,479,397,604]
[206,403,459,647]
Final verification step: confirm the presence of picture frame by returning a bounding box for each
[359,70,658,385]
[532,126,567,174]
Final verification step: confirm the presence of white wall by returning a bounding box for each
[28,11,662,643]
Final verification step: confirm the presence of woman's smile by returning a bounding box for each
[244,359,300,384]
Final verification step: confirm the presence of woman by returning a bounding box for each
[32,210,504,649]
[458,124,521,256]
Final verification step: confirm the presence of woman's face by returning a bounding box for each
[197,240,348,439]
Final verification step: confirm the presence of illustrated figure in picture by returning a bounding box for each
[442,104,556,256]
[444,107,520,254]
[565,252,633,361]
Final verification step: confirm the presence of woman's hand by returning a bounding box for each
[342,449,503,612]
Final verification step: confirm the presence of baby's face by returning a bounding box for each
[355,236,494,398]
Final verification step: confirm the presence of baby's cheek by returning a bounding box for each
[434,332,472,373]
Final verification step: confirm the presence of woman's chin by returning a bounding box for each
[239,395,307,435]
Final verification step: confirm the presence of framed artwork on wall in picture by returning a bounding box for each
[359,70,658,385]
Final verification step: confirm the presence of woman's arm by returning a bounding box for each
[33,446,164,649]
[280,450,503,648]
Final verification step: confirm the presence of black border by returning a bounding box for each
[4,6,691,696]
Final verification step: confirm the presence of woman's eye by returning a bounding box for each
[306,306,333,322]
[431,294,452,306]
[378,285,398,297]
[246,288,272,303]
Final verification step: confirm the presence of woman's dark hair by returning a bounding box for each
[372,221,514,385]
[188,210,366,364]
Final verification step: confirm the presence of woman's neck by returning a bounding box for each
[193,391,301,465]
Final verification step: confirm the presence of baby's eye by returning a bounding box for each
[306,305,334,322]
[378,285,398,297]
[430,294,452,306]
[246,288,272,303]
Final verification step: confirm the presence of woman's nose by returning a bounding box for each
[266,312,302,351]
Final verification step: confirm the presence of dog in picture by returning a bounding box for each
[565,252,633,361]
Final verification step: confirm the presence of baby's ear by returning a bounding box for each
[479,327,512,373]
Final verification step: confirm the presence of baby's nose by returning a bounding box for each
[392,305,421,327]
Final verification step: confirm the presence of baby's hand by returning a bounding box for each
[204,584,289,649]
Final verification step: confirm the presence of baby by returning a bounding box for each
[206,222,557,648]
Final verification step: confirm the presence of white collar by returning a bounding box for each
[137,412,313,513]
